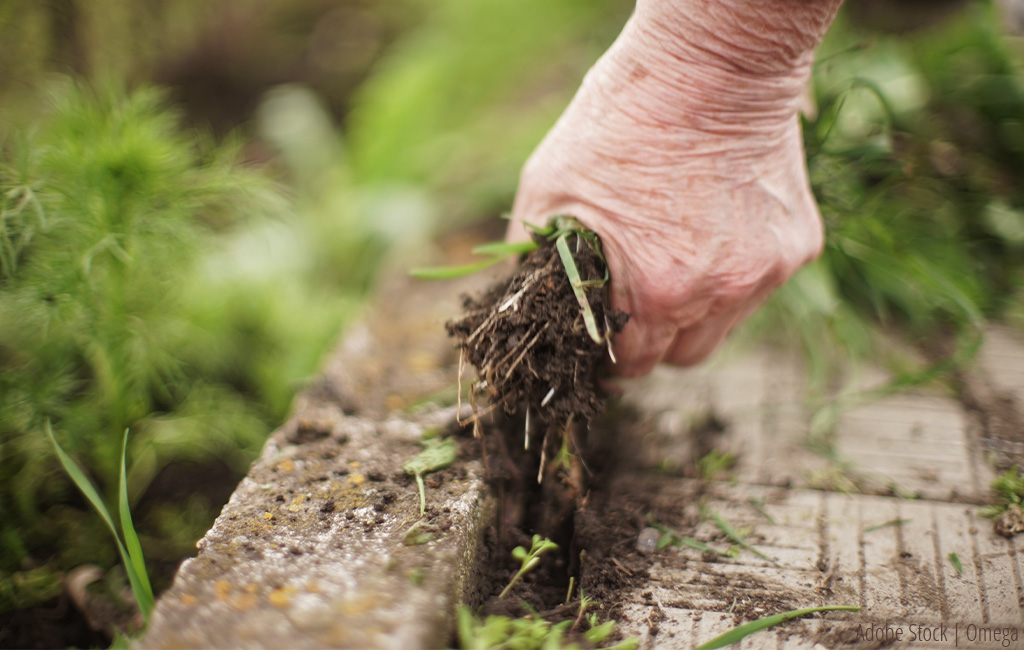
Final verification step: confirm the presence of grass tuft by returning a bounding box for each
[46,423,153,621]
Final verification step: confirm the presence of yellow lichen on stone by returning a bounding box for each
[324,480,368,511]
[348,461,360,470]
[288,494,308,512]
[337,594,379,615]
[269,585,297,608]
[214,580,232,601]
[232,592,258,611]
[262,512,273,520]
[347,473,366,486]
[180,594,197,606]
[277,459,295,473]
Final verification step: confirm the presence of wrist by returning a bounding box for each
[596,0,842,128]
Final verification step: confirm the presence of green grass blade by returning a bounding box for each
[46,423,143,616]
[522,220,556,236]
[119,429,154,618]
[863,518,909,533]
[410,256,510,279]
[555,233,603,344]
[46,422,120,545]
[679,536,730,557]
[693,606,860,650]
[948,552,963,575]
[471,241,538,256]
[708,509,775,564]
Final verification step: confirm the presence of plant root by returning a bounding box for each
[447,230,627,440]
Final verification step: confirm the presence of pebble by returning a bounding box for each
[636,527,660,555]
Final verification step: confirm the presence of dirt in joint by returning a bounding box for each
[447,229,658,644]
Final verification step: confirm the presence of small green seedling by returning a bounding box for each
[948,552,963,575]
[570,588,596,633]
[46,424,154,621]
[403,437,457,516]
[692,605,860,650]
[402,521,435,546]
[584,615,617,646]
[499,534,559,599]
[456,605,557,650]
[455,604,638,650]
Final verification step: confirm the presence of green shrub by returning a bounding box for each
[744,4,1024,394]
[0,81,366,609]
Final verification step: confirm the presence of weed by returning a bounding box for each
[402,437,457,516]
[698,449,736,482]
[979,467,1024,518]
[416,216,612,345]
[948,552,963,575]
[46,424,153,623]
[692,605,860,650]
[455,604,639,650]
[411,241,539,279]
[547,217,610,345]
[402,521,436,546]
[748,497,776,524]
[645,516,734,558]
[444,215,625,502]
[980,467,1024,537]
[569,589,596,633]
[707,509,776,565]
[499,535,559,599]
[863,518,910,533]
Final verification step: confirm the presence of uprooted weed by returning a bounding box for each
[446,226,627,458]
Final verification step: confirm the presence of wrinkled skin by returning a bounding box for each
[509,0,844,376]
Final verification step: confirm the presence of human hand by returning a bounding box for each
[508,0,842,376]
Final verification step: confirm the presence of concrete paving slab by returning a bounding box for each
[614,482,1022,648]
[610,334,1021,649]
[139,273,497,649]
[139,261,1024,649]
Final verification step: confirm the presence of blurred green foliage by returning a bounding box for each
[0,82,366,611]
[746,2,1024,395]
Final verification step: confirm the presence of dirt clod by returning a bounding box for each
[994,503,1024,537]
[446,229,627,436]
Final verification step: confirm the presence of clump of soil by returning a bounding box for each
[447,227,628,545]
[446,228,628,437]
[994,504,1024,537]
